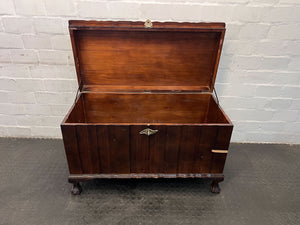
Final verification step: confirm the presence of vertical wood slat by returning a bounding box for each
[164,126,181,173]
[211,153,227,173]
[177,126,200,173]
[61,125,82,174]
[97,126,130,174]
[110,126,130,173]
[88,125,100,173]
[76,125,100,173]
[97,126,110,173]
[210,125,233,173]
[76,126,94,173]
[149,126,166,173]
[215,126,233,150]
[130,126,149,173]
[192,126,216,173]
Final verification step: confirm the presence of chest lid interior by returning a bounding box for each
[69,20,225,93]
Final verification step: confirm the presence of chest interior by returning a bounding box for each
[63,20,230,126]
[66,93,229,124]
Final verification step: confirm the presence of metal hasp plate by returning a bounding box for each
[139,128,158,136]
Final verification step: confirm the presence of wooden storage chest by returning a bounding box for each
[61,20,233,195]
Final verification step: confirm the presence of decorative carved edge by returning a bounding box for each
[68,173,224,180]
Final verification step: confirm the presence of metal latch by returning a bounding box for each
[144,19,153,28]
[139,128,158,136]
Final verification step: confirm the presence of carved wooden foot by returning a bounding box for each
[210,178,223,194]
[71,182,82,195]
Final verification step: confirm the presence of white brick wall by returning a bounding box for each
[0,0,299,143]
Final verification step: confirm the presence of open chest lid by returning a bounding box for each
[69,20,225,93]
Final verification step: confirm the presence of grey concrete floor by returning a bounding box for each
[0,138,299,225]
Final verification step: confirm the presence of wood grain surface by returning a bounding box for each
[61,21,232,194]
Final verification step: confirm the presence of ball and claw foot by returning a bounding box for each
[71,182,82,195]
[210,180,221,194]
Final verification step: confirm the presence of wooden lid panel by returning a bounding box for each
[70,21,225,92]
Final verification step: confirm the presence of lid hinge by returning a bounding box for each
[74,85,81,104]
[209,73,214,91]
[213,87,219,107]
[74,80,83,103]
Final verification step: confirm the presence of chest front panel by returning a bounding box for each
[62,124,232,175]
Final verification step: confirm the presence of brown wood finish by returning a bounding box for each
[69,20,225,30]
[66,93,229,124]
[76,31,220,88]
[69,20,225,92]
[61,20,233,195]
[61,125,82,174]
[63,124,231,174]
[130,125,150,173]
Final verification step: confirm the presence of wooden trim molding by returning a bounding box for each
[68,173,224,181]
